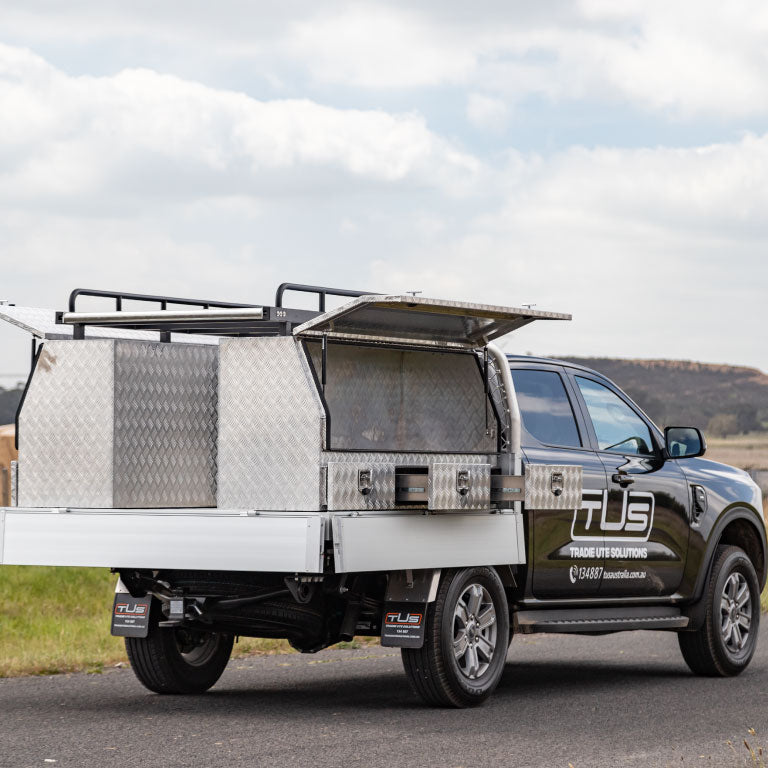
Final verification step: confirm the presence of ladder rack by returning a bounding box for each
[58,284,373,340]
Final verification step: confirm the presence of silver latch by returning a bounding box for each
[358,468,372,496]
[456,469,470,496]
[551,471,564,497]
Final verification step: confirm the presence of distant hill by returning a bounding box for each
[561,358,768,436]
[1,358,767,439]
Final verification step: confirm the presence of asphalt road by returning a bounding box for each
[3,631,768,768]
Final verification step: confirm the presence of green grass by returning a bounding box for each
[0,566,299,677]
[0,566,126,677]
[0,566,381,678]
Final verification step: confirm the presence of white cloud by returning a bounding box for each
[2,1,768,119]
[286,5,476,89]
[0,44,482,211]
[466,94,510,133]
[0,43,767,380]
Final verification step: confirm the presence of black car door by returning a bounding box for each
[568,373,691,597]
[509,365,609,599]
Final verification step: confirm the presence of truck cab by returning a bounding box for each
[509,357,765,649]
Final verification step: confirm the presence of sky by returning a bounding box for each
[1,0,767,385]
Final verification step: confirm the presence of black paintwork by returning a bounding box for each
[508,356,767,613]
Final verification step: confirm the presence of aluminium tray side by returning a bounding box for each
[332,511,525,572]
[0,508,324,572]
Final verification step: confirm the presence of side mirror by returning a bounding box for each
[665,426,706,459]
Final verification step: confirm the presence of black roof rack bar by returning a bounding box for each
[60,284,375,340]
[274,283,375,312]
[68,288,258,313]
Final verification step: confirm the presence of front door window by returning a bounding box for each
[575,377,654,456]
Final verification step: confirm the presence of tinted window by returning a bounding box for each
[510,369,581,448]
[576,377,654,455]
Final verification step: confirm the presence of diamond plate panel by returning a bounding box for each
[113,341,218,508]
[18,340,115,508]
[17,340,218,508]
[524,464,583,510]
[324,452,492,466]
[217,337,325,511]
[307,343,495,454]
[327,462,396,511]
[294,294,571,347]
[428,463,491,510]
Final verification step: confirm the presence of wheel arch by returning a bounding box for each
[689,506,766,615]
[717,516,766,588]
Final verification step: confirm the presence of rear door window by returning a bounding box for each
[509,369,581,448]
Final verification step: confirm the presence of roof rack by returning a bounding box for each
[275,283,375,311]
[47,284,571,347]
[57,284,374,340]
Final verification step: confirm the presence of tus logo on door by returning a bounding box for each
[570,489,655,542]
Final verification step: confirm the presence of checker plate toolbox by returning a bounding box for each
[0,283,578,575]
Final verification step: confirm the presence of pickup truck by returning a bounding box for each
[0,284,764,708]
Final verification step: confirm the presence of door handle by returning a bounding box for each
[612,473,635,486]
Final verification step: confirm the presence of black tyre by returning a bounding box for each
[125,600,234,694]
[678,545,760,677]
[401,567,510,707]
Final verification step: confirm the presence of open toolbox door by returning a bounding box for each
[293,294,571,348]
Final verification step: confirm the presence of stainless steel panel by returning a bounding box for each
[1,509,324,572]
[295,294,571,348]
[19,340,115,508]
[18,339,218,508]
[327,462,396,511]
[307,343,496,454]
[428,463,491,510]
[525,463,583,510]
[217,337,325,511]
[113,341,218,508]
[333,513,524,572]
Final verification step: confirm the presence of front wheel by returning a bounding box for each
[125,600,234,694]
[678,545,760,677]
[401,567,510,707]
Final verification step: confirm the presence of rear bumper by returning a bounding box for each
[0,508,325,573]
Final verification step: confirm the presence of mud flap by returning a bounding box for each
[111,594,152,638]
[381,602,427,648]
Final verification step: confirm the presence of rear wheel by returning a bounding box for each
[678,545,760,676]
[125,600,234,694]
[401,567,509,707]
